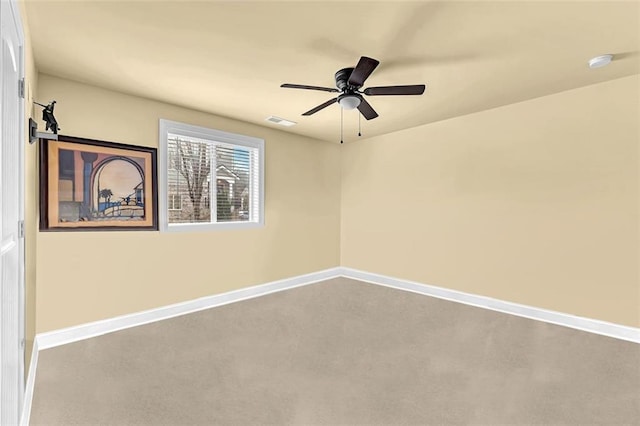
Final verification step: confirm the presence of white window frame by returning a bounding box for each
[167,193,183,211]
[159,119,265,232]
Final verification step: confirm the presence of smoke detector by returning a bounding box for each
[588,54,613,69]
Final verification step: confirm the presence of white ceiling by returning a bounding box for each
[25,1,640,143]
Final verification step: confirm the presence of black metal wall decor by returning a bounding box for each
[30,100,61,144]
[35,100,60,134]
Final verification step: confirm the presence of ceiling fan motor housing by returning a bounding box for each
[335,67,356,91]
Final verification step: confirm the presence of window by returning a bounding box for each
[159,119,264,231]
[168,194,182,211]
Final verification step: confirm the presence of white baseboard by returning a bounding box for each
[22,266,639,424]
[20,339,38,426]
[36,267,343,350]
[339,267,640,344]
[36,266,640,351]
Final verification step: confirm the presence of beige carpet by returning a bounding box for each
[30,277,640,425]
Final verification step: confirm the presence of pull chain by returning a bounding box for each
[358,112,361,137]
[340,107,344,144]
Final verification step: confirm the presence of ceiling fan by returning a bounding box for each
[281,56,425,120]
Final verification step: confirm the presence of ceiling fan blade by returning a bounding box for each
[364,85,426,96]
[302,98,338,116]
[357,98,379,120]
[348,56,380,87]
[281,83,339,93]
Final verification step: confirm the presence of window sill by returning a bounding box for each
[162,221,264,233]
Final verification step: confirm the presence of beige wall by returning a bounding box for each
[34,74,341,332]
[32,73,638,333]
[341,75,639,328]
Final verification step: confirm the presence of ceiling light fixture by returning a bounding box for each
[338,95,361,110]
[588,54,613,69]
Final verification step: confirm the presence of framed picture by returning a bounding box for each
[40,135,158,231]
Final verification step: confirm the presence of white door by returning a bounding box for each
[0,0,25,424]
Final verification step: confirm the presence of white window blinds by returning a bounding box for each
[160,120,264,231]
[168,136,211,223]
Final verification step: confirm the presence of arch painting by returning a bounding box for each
[39,135,158,231]
[92,156,145,218]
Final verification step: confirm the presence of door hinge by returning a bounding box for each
[18,220,25,239]
[19,78,25,99]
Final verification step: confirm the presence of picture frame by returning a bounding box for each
[39,135,158,231]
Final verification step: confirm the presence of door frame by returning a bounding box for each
[0,0,26,422]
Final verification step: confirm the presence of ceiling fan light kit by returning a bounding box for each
[338,95,361,110]
[281,56,426,142]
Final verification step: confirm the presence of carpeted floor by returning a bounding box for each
[30,277,640,425]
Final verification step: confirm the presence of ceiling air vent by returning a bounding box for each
[265,116,296,127]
